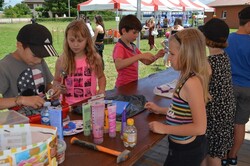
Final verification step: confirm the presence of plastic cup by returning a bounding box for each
[57,139,66,164]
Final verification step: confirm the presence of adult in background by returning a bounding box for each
[93,15,105,69]
[79,14,94,38]
[0,24,60,111]
[31,16,36,24]
[199,18,236,166]
[148,17,158,51]
[225,6,250,166]
[162,16,169,28]
[86,16,91,25]
[171,18,184,35]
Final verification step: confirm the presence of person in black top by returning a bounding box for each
[93,15,105,69]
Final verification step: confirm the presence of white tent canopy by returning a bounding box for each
[140,0,176,11]
[77,0,184,12]
[77,0,136,11]
[168,0,204,11]
[77,0,212,12]
[126,0,154,11]
[158,0,182,11]
[192,0,214,12]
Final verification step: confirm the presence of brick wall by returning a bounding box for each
[205,5,249,29]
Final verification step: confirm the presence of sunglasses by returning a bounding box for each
[174,33,181,44]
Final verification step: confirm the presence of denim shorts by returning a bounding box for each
[164,135,208,166]
[233,86,250,124]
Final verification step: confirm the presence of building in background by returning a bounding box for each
[206,0,250,28]
[23,0,44,17]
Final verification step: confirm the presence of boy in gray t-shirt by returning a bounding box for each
[0,23,60,111]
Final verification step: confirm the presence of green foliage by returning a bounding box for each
[2,0,115,19]
[3,3,31,18]
[44,0,64,17]
[79,11,117,21]
[36,17,75,22]
[44,0,86,17]
[35,6,45,17]
[0,0,4,8]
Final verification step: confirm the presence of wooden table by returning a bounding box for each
[61,68,179,166]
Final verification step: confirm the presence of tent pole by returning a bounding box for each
[136,0,141,48]
[117,9,118,35]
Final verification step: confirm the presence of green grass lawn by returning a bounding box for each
[0,21,166,90]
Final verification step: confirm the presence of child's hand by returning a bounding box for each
[149,121,167,134]
[18,96,45,109]
[58,84,67,94]
[145,102,162,114]
[97,89,106,96]
[49,86,62,100]
[141,52,155,62]
[155,49,166,59]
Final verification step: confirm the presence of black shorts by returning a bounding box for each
[233,85,250,124]
[95,43,104,57]
[164,135,208,166]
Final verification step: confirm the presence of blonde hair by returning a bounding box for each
[169,28,210,103]
[62,20,103,76]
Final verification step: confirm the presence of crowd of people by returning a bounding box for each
[0,6,250,166]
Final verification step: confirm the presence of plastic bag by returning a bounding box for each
[151,29,158,36]
[105,95,147,121]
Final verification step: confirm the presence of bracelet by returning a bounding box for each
[15,96,21,106]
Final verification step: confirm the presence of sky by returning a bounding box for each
[199,0,214,4]
[3,0,215,7]
[4,0,22,7]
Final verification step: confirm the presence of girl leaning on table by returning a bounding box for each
[53,20,106,105]
[145,28,210,166]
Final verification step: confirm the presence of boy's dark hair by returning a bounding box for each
[238,6,250,26]
[119,15,142,35]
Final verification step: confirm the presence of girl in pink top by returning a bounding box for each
[54,20,106,105]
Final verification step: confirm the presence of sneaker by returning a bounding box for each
[228,157,237,166]
[221,159,228,166]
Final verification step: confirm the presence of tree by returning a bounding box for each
[44,0,87,17]
[0,0,4,10]
[3,3,31,18]
[35,6,45,17]
[0,0,3,7]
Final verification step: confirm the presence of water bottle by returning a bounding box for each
[41,102,51,125]
[123,118,137,148]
